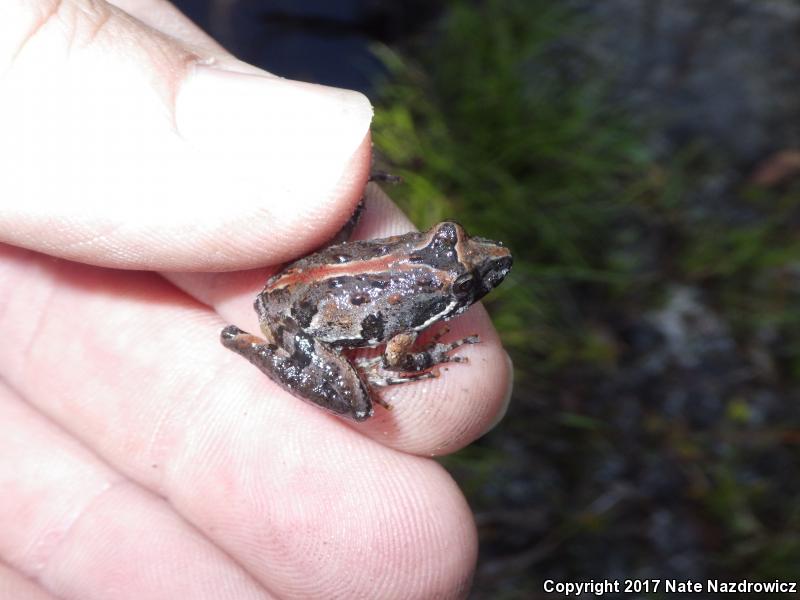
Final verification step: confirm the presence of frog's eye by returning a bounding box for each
[453,273,475,298]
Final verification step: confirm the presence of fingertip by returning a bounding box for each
[481,350,514,435]
[1,1,375,271]
[176,65,373,179]
[0,562,59,600]
[336,309,508,459]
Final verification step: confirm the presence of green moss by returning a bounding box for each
[373,0,651,381]
[370,0,800,589]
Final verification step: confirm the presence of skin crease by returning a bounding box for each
[0,1,512,599]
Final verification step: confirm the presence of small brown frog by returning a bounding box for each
[222,219,512,421]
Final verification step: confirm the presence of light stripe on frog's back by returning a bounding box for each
[265,254,419,291]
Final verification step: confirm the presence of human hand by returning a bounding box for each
[0,1,513,599]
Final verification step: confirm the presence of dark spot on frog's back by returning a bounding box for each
[436,222,459,243]
[361,313,386,341]
[291,300,318,328]
[410,222,462,270]
[369,277,391,289]
[350,293,369,305]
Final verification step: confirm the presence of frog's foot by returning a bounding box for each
[421,329,481,360]
[390,333,481,372]
[329,172,401,244]
[368,171,403,184]
[358,360,439,389]
[329,199,365,244]
[221,325,266,349]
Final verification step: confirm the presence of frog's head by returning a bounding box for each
[411,221,513,318]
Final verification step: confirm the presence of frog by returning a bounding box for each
[221,218,512,421]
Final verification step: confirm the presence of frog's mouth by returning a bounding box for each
[448,254,513,318]
[476,255,513,299]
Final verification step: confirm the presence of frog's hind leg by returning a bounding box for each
[368,171,403,184]
[328,199,365,244]
[328,172,404,244]
[220,324,374,421]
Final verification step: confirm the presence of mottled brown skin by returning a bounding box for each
[221,221,512,421]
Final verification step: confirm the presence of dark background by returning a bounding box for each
[174,1,800,597]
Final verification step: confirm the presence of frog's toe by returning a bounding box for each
[220,325,243,342]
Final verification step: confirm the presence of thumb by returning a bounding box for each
[0,0,373,270]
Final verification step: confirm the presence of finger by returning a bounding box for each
[0,381,272,600]
[167,184,514,455]
[0,562,59,600]
[0,0,372,270]
[107,0,286,78]
[0,245,477,599]
[107,0,230,56]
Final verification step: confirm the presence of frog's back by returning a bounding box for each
[257,230,458,347]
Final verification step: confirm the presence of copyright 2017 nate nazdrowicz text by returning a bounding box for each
[544,578,797,596]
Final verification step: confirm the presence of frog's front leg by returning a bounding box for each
[221,321,374,421]
[356,330,480,388]
[384,331,480,372]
